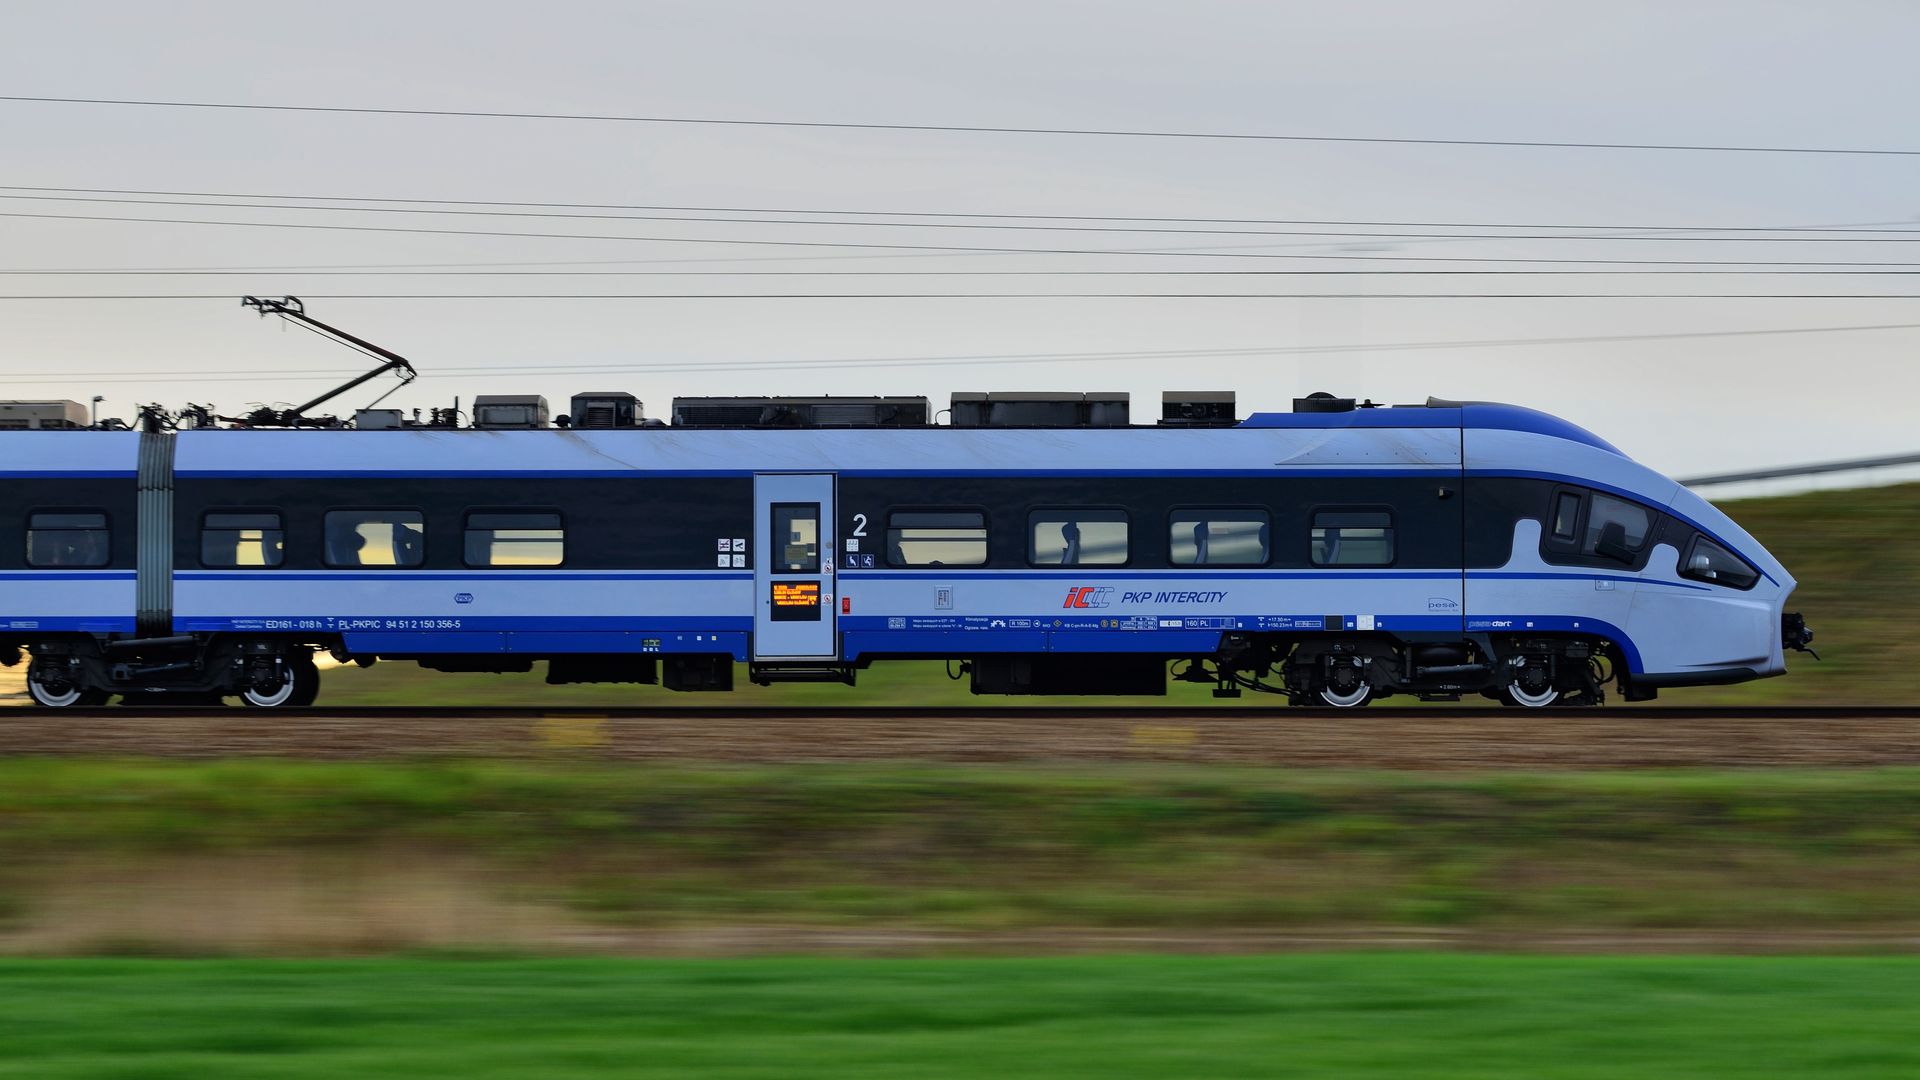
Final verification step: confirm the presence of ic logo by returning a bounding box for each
[1063,587,1113,609]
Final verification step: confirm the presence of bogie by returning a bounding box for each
[240,651,320,709]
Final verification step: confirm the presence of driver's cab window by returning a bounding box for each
[1543,489,1655,567]
[1585,494,1650,556]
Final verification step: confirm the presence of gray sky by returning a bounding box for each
[3,0,1918,476]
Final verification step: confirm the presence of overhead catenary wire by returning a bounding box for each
[4,185,1918,235]
[5,293,1920,299]
[7,192,1920,243]
[10,319,1920,385]
[4,95,1920,157]
[16,211,1920,276]
[12,203,1920,271]
[10,195,1920,244]
[17,254,1920,272]
[8,269,1920,277]
[29,253,1920,271]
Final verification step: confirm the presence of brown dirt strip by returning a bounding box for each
[2,711,1919,767]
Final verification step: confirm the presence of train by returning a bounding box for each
[0,388,1814,709]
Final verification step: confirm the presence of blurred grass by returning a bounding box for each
[4,954,1920,1078]
[6,759,1920,934]
[304,481,1918,707]
[1680,482,1919,706]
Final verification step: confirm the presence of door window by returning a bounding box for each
[771,504,820,573]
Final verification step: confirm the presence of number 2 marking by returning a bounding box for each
[851,513,869,538]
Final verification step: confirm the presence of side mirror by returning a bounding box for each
[1594,521,1635,564]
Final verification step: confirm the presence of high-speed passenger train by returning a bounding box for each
[0,392,1812,708]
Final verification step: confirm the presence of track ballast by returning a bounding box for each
[0,705,1915,768]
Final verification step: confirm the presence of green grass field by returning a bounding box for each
[5,759,1920,947]
[292,481,1920,708]
[3,954,1918,1078]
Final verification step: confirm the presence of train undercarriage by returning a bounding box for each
[967,631,1626,707]
[14,634,321,709]
[5,630,1632,709]
[1202,631,1625,707]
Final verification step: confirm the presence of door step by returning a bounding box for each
[748,663,856,686]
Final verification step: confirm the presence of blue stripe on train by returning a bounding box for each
[333,630,751,658]
[0,617,136,631]
[176,571,751,582]
[173,615,756,632]
[156,614,1643,671]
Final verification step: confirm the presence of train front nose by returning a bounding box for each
[1782,612,1816,658]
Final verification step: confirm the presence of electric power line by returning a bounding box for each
[2,269,1920,277]
[17,211,1920,275]
[4,95,1918,157]
[9,194,1920,243]
[3,184,1916,235]
[6,192,1920,245]
[15,253,1920,272]
[11,319,1919,385]
[3,292,1920,299]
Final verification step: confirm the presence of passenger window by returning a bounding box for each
[1551,493,1581,542]
[887,511,986,567]
[1681,536,1759,590]
[1584,494,1650,556]
[1170,510,1269,566]
[324,510,426,568]
[772,504,820,573]
[26,511,109,568]
[464,512,563,567]
[1311,510,1393,566]
[1029,510,1128,566]
[201,512,284,568]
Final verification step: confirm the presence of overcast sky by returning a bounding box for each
[3,0,1917,476]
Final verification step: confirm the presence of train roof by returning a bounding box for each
[0,399,1635,484]
[1236,400,1623,456]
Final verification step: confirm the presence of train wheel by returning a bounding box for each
[241,653,319,709]
[1317,683,1374,708]
[1500,686,1561,708]
[26,667,107,709]
[1497,664,1559,707]
[1316,661,1374,707]
[288,654,320,707]
[1501,657,1562,709]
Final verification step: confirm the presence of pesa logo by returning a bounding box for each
[1062,587,1113,609]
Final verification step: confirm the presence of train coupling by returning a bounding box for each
[1782,613,1818,659]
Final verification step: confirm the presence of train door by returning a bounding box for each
[752,473,837,661]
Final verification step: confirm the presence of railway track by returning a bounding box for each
[1,705,1918,768]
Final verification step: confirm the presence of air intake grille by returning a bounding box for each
[671,397,929,428]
